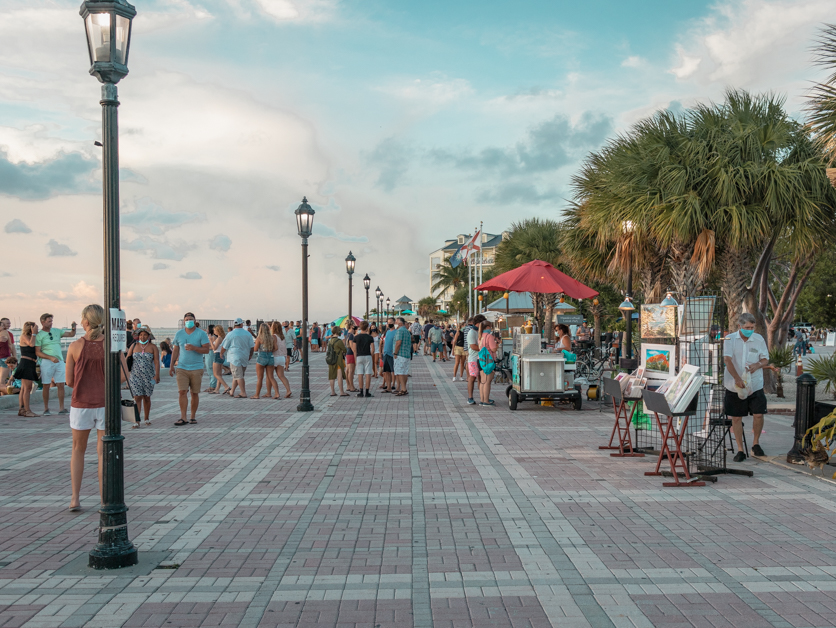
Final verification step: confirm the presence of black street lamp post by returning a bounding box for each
[81,0,138,571]
[295,198,315,412]
[345,252,356,322]
[618,221,637,370]
[375,287,382,326]
[386,297,391,318]
[363,274,371,321]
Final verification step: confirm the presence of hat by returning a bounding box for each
[138,326,152,336]
[234,318,244,326]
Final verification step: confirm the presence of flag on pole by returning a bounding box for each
[462,230,481,266]
[449,245,465,268]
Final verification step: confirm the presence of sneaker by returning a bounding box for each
[58,409,69,415]
[467,398,476,405]
[752,444,765,457]
[43,410,51,416]
[365,391,374,398]
[357,391,365,398]
[733,451,746,463]
[452,377,457,382]
[433,359,436,363]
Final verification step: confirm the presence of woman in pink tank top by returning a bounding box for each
[64,304,111,512]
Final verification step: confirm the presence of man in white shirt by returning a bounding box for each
[723,312,769,462]
[466,315,486,405]
[221,318,255,398]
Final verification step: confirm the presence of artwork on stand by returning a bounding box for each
[664,364,703,413]
[706,343,721,383]
[682,297,716,336]
[640,305,676,339]
[642,343,676,380]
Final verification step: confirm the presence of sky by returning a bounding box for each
[1,0,834,327]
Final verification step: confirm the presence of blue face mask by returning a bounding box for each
[139,339,149,345]
[185,320,195,329]
[740,329,753,338]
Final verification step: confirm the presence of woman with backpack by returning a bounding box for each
[477,320,498,406]
[325,326,348,396]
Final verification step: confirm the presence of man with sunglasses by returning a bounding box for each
[35,313,77,415]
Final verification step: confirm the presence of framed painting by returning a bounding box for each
[642,343,675,380]
[640,304,676,339]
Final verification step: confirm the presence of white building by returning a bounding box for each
[428,232,509,307]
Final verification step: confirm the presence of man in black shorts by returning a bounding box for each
[723,313,769,462]
[382,319,396,392]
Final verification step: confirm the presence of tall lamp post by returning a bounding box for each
[295,197,316,412]
[375,287,382,326]
[345,251,356,322]
[363,274,371,321]
[619,220,637,370]
[81,0,138,570]
[386,297,391,318]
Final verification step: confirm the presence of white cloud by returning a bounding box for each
[312,223,368,242]
[669,0,834,87]
[180,271,202,280]
[152,263,169,270]
[47,239,77,257]
[123,236,193,261]
[121,200,204,236]
[251,0,337,22]
[621,56,645,69]
[4,219,31,234]
[379,74,473,106]
[266,265,281,271]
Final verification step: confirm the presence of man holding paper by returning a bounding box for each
[723,313,769,462]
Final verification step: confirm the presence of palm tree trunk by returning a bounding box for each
[543,294,557,344]
[721,247,752,332]
[668,240,702,298]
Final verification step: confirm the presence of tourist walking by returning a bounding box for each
[251,323,279,398]
[309,322,321,353]
[127,326,160,427]
[393,317,412,396]
[345,324,358,392]
[478,320,497,406]
[451,319,469,381]
[410,319,422,356]
[0,317,15,387]
[466,315,487,404]
[160,340,172,369]
[170,312,211,426]
[723,312,769,462]
[210,326,231,394]
[204,327,218,393]
[35,313,77,415]
[381,319,396,393]
[221,318,255,399]
[271,322,292,398]
[371,326,380,378]
[64,304,116,511]
[326,327,348,396]
[283,321,295,369]
[14,322,40,417]
[428,323,445,362]
[352,321,375,397]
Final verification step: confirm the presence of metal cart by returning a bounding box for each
[504,332,583,411]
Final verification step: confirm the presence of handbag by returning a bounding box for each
[120,358,140,424]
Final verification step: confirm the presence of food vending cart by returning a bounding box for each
[505,331,583,411]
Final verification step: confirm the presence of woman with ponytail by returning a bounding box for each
[64,304,127,512]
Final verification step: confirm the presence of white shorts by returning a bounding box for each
[70,406,105,431]
[40,358,66,384]
[394,356,411,376]
[355,355,373,376]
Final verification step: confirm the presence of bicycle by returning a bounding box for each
[290,347,300,364]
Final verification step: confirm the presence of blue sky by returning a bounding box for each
[0,0,832,325]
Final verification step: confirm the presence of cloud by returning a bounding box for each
[313,223,368,243]
[251,0,336,22]
[0,149,97,200]
[32,281,98,302]
[266,265,281,271]
[180,271,202,280]
[621,56,645,68]
[152,263,169,270]
[668,0,834,86]
[432,111,613,176]
[368,137,412,191]
[123,236,194,261]
[378,73,472,106]
[0,272,12,278]
[4,219,31,234]
[209,234,232,252]
[476,183,562,205]
[121,199,203,236]
[47,239,77,257]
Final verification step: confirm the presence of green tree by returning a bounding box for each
[417,296,436,319]
[807,24,836,164]
[431,258,468,297]
[796,247,836,328]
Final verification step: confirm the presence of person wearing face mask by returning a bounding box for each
[127,326,160,427]
[170,312,211,426]
[723,312,769,462]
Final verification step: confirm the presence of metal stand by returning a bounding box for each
[599,377,644,457]
[643,391,705,488]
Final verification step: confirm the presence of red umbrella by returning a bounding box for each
[477,260,598,299]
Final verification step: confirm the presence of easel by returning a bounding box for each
[599,377,644,458]
[642,390,705,487]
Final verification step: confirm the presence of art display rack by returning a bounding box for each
[599,377,644,458]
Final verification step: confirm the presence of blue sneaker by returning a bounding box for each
[467,398,476,405]
[480,400,495,406]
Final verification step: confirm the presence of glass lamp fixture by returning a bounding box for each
[363,274,371,290]
[345,251,356,275]
[375,286,382,299]
[661,292,679,307]
[618,297,635,311]
[295,197,315,238]
[80,0,136,84]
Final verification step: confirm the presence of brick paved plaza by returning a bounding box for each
[1,354,835,628]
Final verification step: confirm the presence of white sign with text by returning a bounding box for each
[109,308,126,352]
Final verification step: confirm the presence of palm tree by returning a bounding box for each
[431,258,468,298]
[417,296,436,319]
[495,218,565,340]
[807,23,836,164]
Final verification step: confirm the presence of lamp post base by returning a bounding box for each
[297,401,314,412]
[89,545,138,570]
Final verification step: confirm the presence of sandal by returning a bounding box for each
[189,419,198,424]
[339,393,349,397]
[222,389,232,396]
[174,419,188,426]
[330,393,337,397]
[131,423,140,429]
[285,393,292,398]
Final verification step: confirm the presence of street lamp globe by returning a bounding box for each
[295,197,315,238]
[386,297,391,310]
[618,297,635,312]
[80,0,136,84]
[363,274,371,290]
[375,286,382,300]
[345,251,356,275]
[661,292,679,307]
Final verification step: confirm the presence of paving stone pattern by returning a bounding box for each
[1,353,836,627]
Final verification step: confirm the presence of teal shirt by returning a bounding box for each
[173,328,210,371]
[394,327,413,359]
[35,328,67,362]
